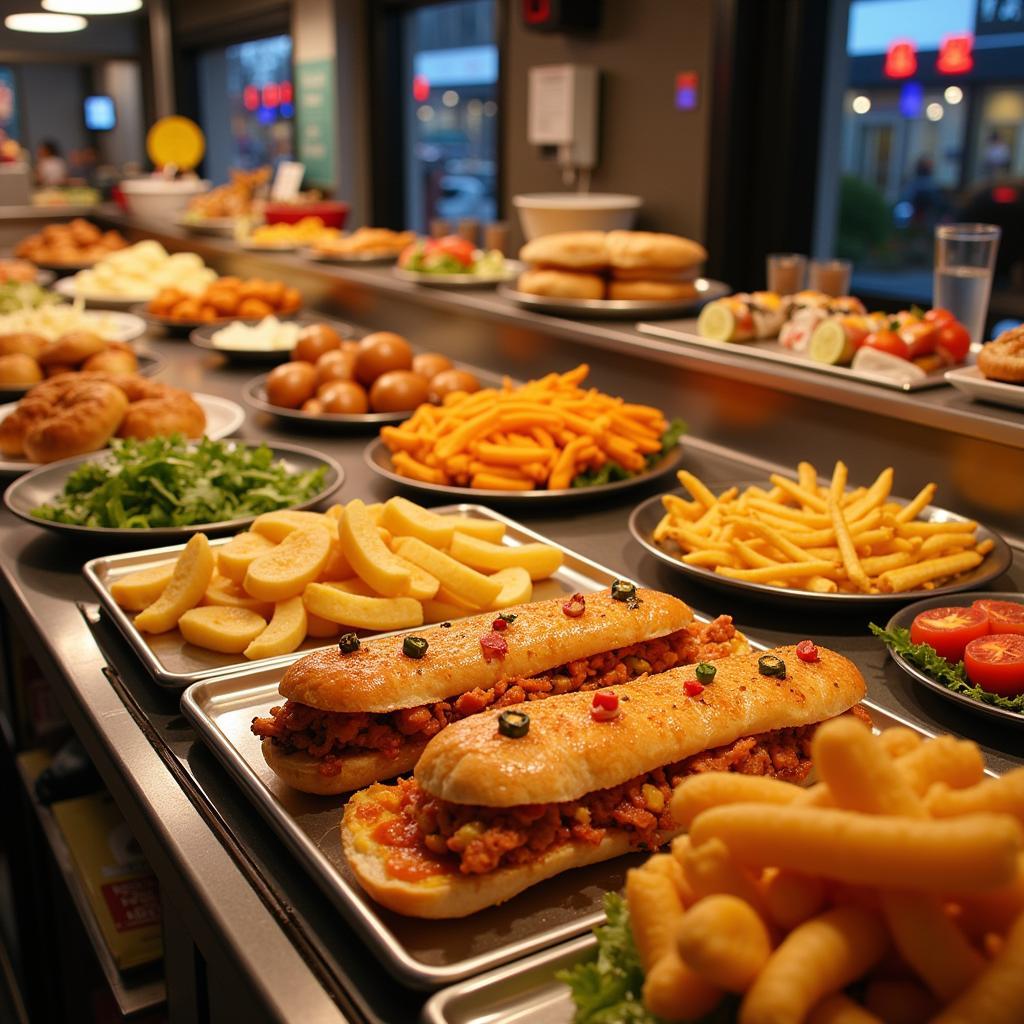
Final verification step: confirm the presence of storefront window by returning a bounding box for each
[400,0,499,232]
[198,34,294,185]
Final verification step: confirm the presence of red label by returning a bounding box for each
[524,0,551,24]
[100,877,161,932]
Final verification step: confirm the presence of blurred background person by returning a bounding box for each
[35,139,67,186]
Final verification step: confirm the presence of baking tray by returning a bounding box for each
[180,508,718,988]
[498,280,728,320]
[637,320,954,391]
[419,700,999,1021]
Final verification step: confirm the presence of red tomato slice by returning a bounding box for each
[964,634,1024,697]
[898,322,937,359]
[910,606,990,662]
[972,599,1024,636]
[863,330,910,359]
[431,235,476,266]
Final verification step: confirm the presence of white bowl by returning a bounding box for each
[512,192,642,239]
[120,178,211,221]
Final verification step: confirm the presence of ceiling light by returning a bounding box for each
[43,0,141,12]
[926,102,944,121]
[944,85,963,105]
[852,95,871,114]
[4,12,87,31]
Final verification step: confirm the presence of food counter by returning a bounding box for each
[2,212,1023,1023]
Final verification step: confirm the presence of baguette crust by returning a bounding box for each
[516,268,605,299]
[608,280,697,301]
[342,785,681,918]
[278,588,692,713]
[606,230,707,270]
[415,646,865,806]
[518,231,609,270]
[261,739,426,795]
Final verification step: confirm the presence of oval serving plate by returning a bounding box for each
[393,260,523,288]
[190,316,353,364]
[302,247,402,265]
[5,440,343,541]
[629,487,1013,607]
[243,374,411,429]
[54,275,153,310]
[364,435,686,504]
[132,303,301,337]
[497,278,730,319]
[0,350,163,403]
[882,591,1024,726]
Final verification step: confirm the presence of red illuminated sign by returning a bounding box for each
[280,81,292,105]
[993,186,1019,204]
[937,33,973,74]
[412,74,430,103]
[243,85,259,112]
[262,84,280,108]
[884,40,918,79]
[523,0,551,24]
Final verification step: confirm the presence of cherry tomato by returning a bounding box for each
[972,599,1024,636]
[935,321,971,364]
[923,308,955,326]
[898,321,938,359]
[910,605,990,662]
[964,634,1024,696]
[862,329,910,360]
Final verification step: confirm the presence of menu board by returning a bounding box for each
[295,58,336,188]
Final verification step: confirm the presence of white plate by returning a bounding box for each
[53,275,153,309]
[302,247,401,265]
[82,310,147,343]
[393,260,522,287]
[174,215,238,236]
[0,392,244,475]
[945,365,1024,410]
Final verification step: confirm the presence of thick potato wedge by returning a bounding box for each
[421,597,471,623]
[244,596,307,660]
[109,561,175,612]
[449,532,563,580]
[437,515,505,542]
[306,611,343,638]
[216,531,275,584]
[135,534,214,634]
[381,496,458,547]
[326,577,377,597]
[488,566,534,608]
[392,536,502,609]
[303,582,423,631]
[387,550,441,601]
[321,539,353,580]
[178,606,267,653]
[251,510,339,543]
[339,499,412,597]
[202,575,274,617]
[244,525,332,602]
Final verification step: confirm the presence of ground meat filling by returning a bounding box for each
[397,718,840,876]
[250,617,739,775]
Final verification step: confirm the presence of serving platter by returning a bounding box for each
[498,279,729,320]
[174,214,238,236]
[244,374,411,428]
[303,247,402,265]
[365,437,686,504]
[393,261,522,288]
[5,440,343,542]
[0,350,162,403]
[629,487,1012,607]
[132,303,301,337]
[0,392,244,476]
[637,320,955,392]
[53,275,153,310]
[945,365,1024,411]
[190,317,353,364]
[881,591,1024,726]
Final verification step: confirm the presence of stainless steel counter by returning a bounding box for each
[1,322,1021,1023]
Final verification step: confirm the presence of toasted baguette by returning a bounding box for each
[261,740,426,796]
[416,645,866,806]
[605,230,707,270]
[518,231,609,270]
[279,588,692,713]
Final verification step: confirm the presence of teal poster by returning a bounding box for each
[295,58,336,188]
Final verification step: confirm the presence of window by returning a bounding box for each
[197,34,294,184]
[400,0,499,232]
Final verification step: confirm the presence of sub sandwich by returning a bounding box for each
[341,644,868,918]
[251,587,747,795]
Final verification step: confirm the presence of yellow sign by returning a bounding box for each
[146,116,205,171]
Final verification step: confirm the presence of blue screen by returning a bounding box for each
[84,95,116,131]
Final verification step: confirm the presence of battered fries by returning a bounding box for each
[652,459,990,594]
[379,363,677,490]
[619,721,1024,1023]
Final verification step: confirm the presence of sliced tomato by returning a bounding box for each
[862,329,910,360]
[910,605,990,662]
[427,235,476,266]
[935,321,971,364]
[964,634,1024,696]
[972,599,1024,636]
[924,308,955,326]
[899,321,938,359]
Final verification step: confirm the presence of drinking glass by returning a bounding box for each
[766,253,807,295]
[808,258,852,297]
[933,224,1001,345]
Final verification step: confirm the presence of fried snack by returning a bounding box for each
[379,363,673,491]
[926,768,1024,821]
[977,324,1024,383]
[21,380,129,463]
[676,894,772,992]
[148,276,302,323]
[14,219,127,265]
[651,459,989,594]
[312,227,415,257]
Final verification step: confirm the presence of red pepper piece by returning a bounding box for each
[796,640,820,663]
[562,593,586,618]
[480,631,508,660]
[684,679,705,697]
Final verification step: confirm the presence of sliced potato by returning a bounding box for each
[244,596,307,660]
[434,584,481,611]
[339,499,412,597]
[202,575,274,617]
[217,531,275,584]
[449,532,563,580]
[326,577,377,597]
[109,561,175,612]
[178,606,267,653]
[303,583,423,631]
[365,502,386,525]
[306,611,343,638]
[421,598,471,623]
[244,525,332,602]
[321,539,353,580]
[392,536,501,609]
[387,550,440,601]
[135,534,214,634]
[437,515,505,543]
[251,509,339,543]
[381,496,455,547]
[488,566,533,609]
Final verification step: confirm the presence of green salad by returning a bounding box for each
[0,282,60,314]
[572,418,687,488]
[558,893,738,1024]
[31,435,328,529]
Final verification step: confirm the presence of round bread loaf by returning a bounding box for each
[22,379,129,463]
[519,230,609,270]
[606,230,707,270]
[608,279,697,301]
[517,269,605,300]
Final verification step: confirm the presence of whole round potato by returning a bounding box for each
[0,352,42,386]
[0,332,47,359]
[82,347,138,374]
[301,397,324,415]
[412,352,453,381]
[266,360,318,408]
[369,370,430,413]
[318,379,369,414]
[355,331,413,386]
[429,368,481,403]
[294,323,342,364]
[315,348,356,386]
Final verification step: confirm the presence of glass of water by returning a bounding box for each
[933,224,1001,345]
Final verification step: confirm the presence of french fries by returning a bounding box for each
[110,496,564,659]
[652,460,990,594]
[379,363,676,490]
[620,722,1024,1022]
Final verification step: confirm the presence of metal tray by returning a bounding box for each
[180,507,698,987]
[637,320,953,392]
[420,699,998,1021]
[630,488,1012,608]
[302,247,402,265]
[131,303,301,337]
[394,261,522,288]
[498,280,729,319]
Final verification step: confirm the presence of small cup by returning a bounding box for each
[766,253,807,295]
[808,258,852,297]
[457,218,480,246]
[483,221,510,255]
[429,218,452,239]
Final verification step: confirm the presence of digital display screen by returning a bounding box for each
[84,95,116,131]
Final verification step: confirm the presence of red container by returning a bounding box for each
[263,201,349,229]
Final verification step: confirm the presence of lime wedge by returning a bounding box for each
[809,319,854,364]
[697,302,737,342]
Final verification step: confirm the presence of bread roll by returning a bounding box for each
[608,280,697,301]
[22,380,129,462]
[519,231,609,270]
[0,353,43,387]
[517,269,605,300]
[606,231,707,270]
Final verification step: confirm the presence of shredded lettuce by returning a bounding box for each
[870,623,1024,713]
[571,418,687,489]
